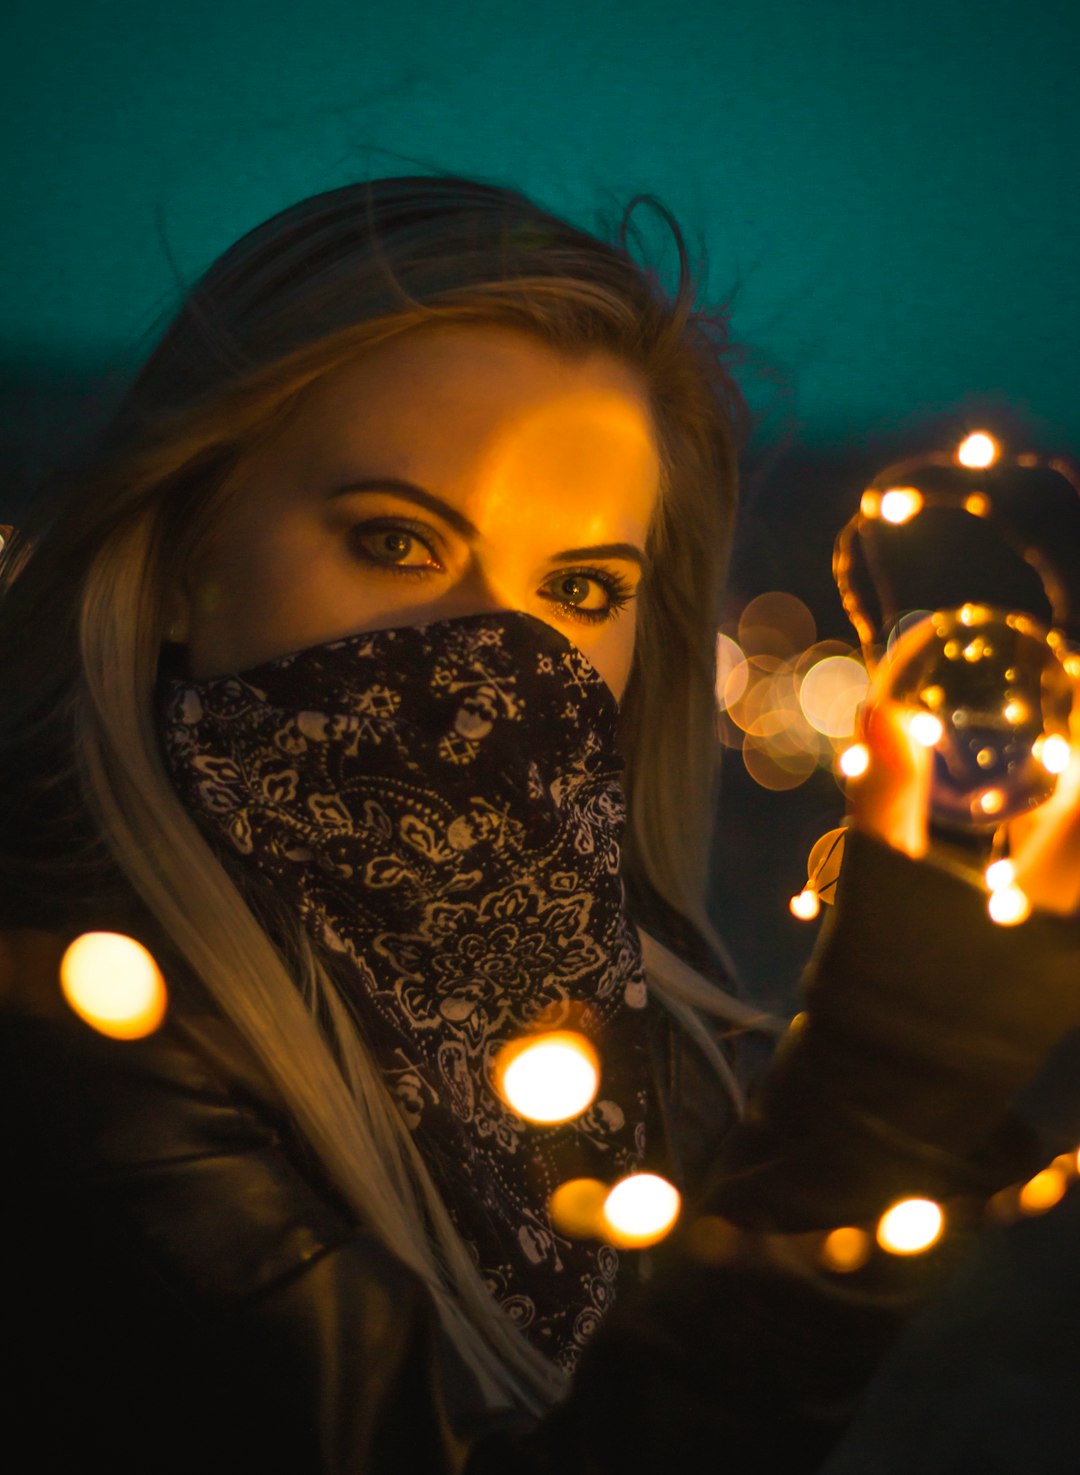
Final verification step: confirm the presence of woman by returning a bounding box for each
[2,172,1079,1472]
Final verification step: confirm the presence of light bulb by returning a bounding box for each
[957,431,999,468]
[492,1030,599,1123]
[59,932,168,1040]
[601,1173,681,1248]
[874,608,1074,830]
[838,743,870,778]
[789,888,820,921]
[987,884,1031,926]
[876,1198,944,1254]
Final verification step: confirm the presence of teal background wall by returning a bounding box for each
[4,0,1079,458]
[3,0,1079,987]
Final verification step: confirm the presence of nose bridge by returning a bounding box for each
[440,554,524,619]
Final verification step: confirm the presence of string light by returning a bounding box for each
[838,742,870,778]
[820,1226,872,1273]
[1018,1166,1068,1215]
[58,931,168,1040]
[879,487,923,524]
[492,1030,599,1123]
[984,858,1015,890]
[956,431,1000,468]
[789,888,820,921]
[548,1178,609,1238]
[987,884,1031,926]
[601,1173,681,1248]
[907,710,944,747]
[1037,734,1072,774]
[876,1198,945,1255]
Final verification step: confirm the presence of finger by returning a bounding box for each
[1008,719,1080,917]
[844,700,932,861]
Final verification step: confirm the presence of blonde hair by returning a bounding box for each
[0,171,774,1415]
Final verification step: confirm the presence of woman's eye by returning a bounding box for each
[352,521,440,575]
[542,569,635,625]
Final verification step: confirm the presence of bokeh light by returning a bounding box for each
[601,1172,681,1248]
[1018,1166,1067,1214]
[738,591,817,659]
[820,1226,872,1273]
[876,1198,945,1255]
[493,1031,599,1123]
[838,743,870,778]
[1038,734,1072,774]
[985,858,1015,890]
[987,884,1031,926]
[59,931,168,1040]
[880,488,923,524]
[789,888,820,921]
[800,657,870,739]
[956,431,1000,468]
[548,1178,609,1238]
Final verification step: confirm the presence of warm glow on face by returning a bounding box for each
[789,888,820,921]
[957,431,999,468]
[879,488,923,525]
[601,1173,681,1248]
[876,1198,944,1254]
[59,932,168,1040]
[908,710,944,747]
[987,884,1031,926]
[820,1226,872,1273]
[492,1030,599,1123]
[548,1178,609,1238]
[838,742,870,778]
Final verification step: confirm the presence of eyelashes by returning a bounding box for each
[350,517,636,626]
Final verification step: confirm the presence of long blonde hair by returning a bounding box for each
[0,171,772,1415]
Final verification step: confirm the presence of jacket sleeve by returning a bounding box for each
[4,828,1079,1474]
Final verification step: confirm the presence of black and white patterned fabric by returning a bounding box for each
[155,610,650,1370]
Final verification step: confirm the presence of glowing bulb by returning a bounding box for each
[963,491,991,517]
[493,1031,600,1123]
[59,931,168,1040]
[985,859,1015,890]
[988,884,1031,925]
[860,489,882,518]
[1038,734,1071,774]
[838,743,870,778]
[820,1226,872,1273]
[908,710,944,747]
[880,488,923,525]
[601,1173,681,1248]
[876,608,1073,831]
[789,888,820,921]
[548,1178,609,1238]
[957,431,999,468]
[978,787,1005,814]
[876,1198,945,1255]
[1018,1167,1067,1214]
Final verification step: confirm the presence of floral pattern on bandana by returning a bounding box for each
[156,610,650,1372]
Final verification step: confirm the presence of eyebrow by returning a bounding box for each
[329,478,649,571]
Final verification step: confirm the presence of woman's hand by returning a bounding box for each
[846,678,1080,919]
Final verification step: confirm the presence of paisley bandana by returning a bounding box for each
[155,610,650,1371]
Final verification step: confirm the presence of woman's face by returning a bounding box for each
[166,322,662,703]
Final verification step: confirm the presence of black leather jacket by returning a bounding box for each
[3,831,1078,1473]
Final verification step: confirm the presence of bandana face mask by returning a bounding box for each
[155,609,650,1371]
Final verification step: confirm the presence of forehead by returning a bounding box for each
[283,322,662,534]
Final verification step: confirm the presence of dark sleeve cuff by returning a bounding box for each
[700,829,1080,1229]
